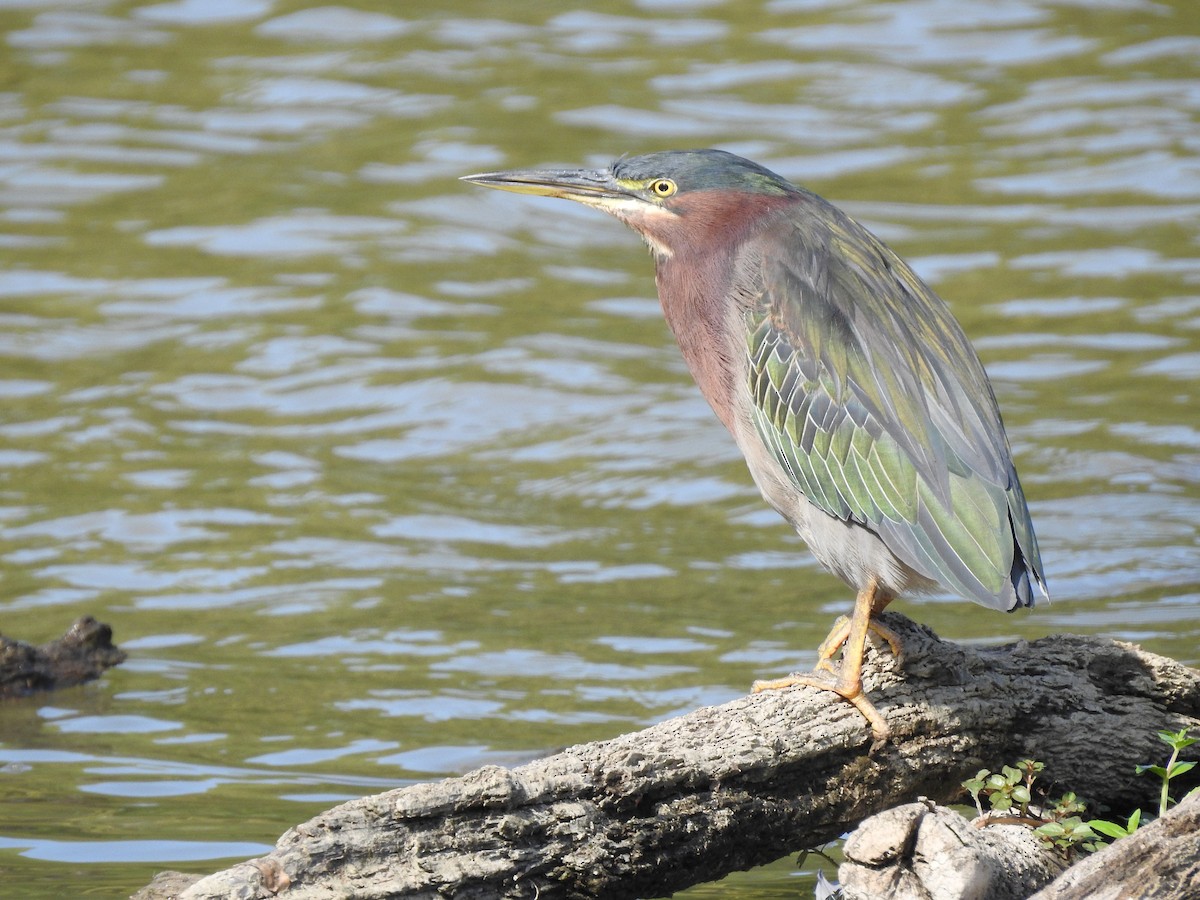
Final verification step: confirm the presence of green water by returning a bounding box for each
[0,1,1197,897]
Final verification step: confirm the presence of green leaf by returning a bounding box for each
[1127,808,1141,832]
[1012,786,1031,804]
[1167,760,1196,779]
[1051,793,1086,818]
[1157,729,1196,749]
[1036,822,1065,838]
[1137,764,1168,778]
[1088,820,1128,839]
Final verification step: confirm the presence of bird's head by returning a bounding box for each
[462,149,799,258]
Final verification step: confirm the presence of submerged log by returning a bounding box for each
[134,613,1200,900]
[0,616,126,699]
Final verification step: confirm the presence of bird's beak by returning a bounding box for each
[462,164,678,256]
[460,167,634,209]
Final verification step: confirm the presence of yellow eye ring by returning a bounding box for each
[649,178,677,198]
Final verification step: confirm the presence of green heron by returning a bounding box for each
[463,149,1047,742]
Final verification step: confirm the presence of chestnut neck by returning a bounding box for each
[648,189,797,431]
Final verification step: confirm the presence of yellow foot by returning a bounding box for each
[756,578,898,745]
[867,618,904,663]
[813,616,850,676]
[753,672,891,743]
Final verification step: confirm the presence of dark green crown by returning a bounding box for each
[612,149,797,197]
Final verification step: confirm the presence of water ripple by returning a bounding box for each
[255,7,410,42]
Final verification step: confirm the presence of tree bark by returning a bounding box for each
[133,613,1200,900]
[0,616,126,699]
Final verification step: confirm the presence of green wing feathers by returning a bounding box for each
[745,203,1046,609]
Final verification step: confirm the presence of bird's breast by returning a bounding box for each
[653,251,747,432]
[654,252,807,535]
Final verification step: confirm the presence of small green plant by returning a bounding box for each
[1137,728,1198,816]
[963,758,1043,818]
[1046,791,1086,819]
[1033,816,1104,854]
[1036,791,1104,852]
[965,728,1199,857]
[1087,727,1199,840]
[963,759,1100,854]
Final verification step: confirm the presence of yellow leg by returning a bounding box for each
[810,614,902,676]
[813,616,850,676]
[752,578,898,742]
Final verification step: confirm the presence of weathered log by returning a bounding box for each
[0,616,126,699]
[837,789,1200,900]
[133,613,1200,900]
[839,802,1068,900]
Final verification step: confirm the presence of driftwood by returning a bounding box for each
[134,613,1200,900]
[839,802,1069,899]
[0,616,126,698]
[839,790,1200,900]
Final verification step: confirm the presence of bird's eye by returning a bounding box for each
[649,178,676,198]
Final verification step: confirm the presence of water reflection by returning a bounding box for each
[0,836,274,865]
[0,1,1197,897]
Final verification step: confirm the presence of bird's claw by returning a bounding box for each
[866,618,904,665]
[754,670,891,743]
[754,581,898,745]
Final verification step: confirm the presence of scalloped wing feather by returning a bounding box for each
[744,200,1046,609]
